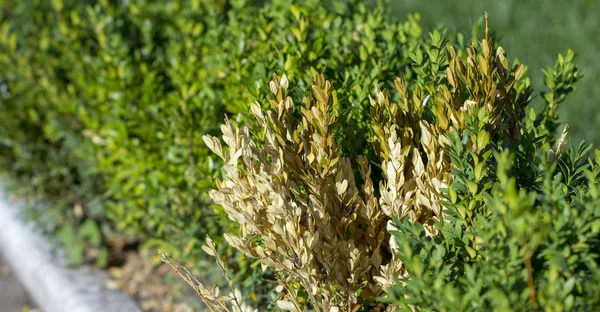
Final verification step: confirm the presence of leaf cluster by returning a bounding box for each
[384,48,599,311]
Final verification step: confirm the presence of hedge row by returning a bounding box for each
[0,0,421,262]
[0,0,454,304]
[2,0,599,310]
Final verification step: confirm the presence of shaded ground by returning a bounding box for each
[0,254,39,312]
[106,250,201,312]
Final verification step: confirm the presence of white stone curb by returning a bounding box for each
[0,182,141,312]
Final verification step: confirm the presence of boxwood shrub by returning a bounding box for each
[168,15,599,312]
[2,0,598,310]
[0,0,473,301]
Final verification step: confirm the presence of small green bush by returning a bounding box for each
[183,18,599,311]
[384,49,600,311]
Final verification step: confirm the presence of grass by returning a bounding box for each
[390,0,599,146]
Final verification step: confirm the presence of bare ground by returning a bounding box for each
[0,254,40,312]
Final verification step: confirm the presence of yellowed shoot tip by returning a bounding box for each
[484,11,489,41]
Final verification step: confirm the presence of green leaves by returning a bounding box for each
[540,49,581,141]
[410,29,450,94]
[56,220,107,267]
[383,41,600,310]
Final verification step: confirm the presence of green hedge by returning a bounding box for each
[3,0,598,310]
[0,0,445,295]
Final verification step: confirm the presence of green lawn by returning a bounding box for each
[390,0,599,146]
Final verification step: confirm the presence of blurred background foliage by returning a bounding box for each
[390,0,600,146]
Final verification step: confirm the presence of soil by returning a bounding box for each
[0,254,40,312]
[105,250,202,312]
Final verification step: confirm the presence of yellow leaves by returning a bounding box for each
[307,152,316,164]
[336,179,349,195]
[201,236,218,257]
[207,70,512,309]
[224,234,245,252]
[441,38,531,146]
[311,75,331,106]
[277,300,300,311]
[554,124,570,156]
[461,100,477,113]
[412,148,425,178]
[416,193,432,210]
[373,83,386,105]
[420,121,434,149]
[394,76,407,95]
[270,74,289,94]
[285,221,298,241]
[496,46,509,70]
[280,74,289,90]
[268,194,287,218]
[513,63,526,81]
[385,161,398,186]
[250,102,265,124]
[477,54,490,76]
[202,135,224,159]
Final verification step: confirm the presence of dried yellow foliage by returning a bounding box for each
[192,35,530,311]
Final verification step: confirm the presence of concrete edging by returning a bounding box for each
[0,183,141,312]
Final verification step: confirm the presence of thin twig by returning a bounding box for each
[485,11,489,41]
[524,250,536,304]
